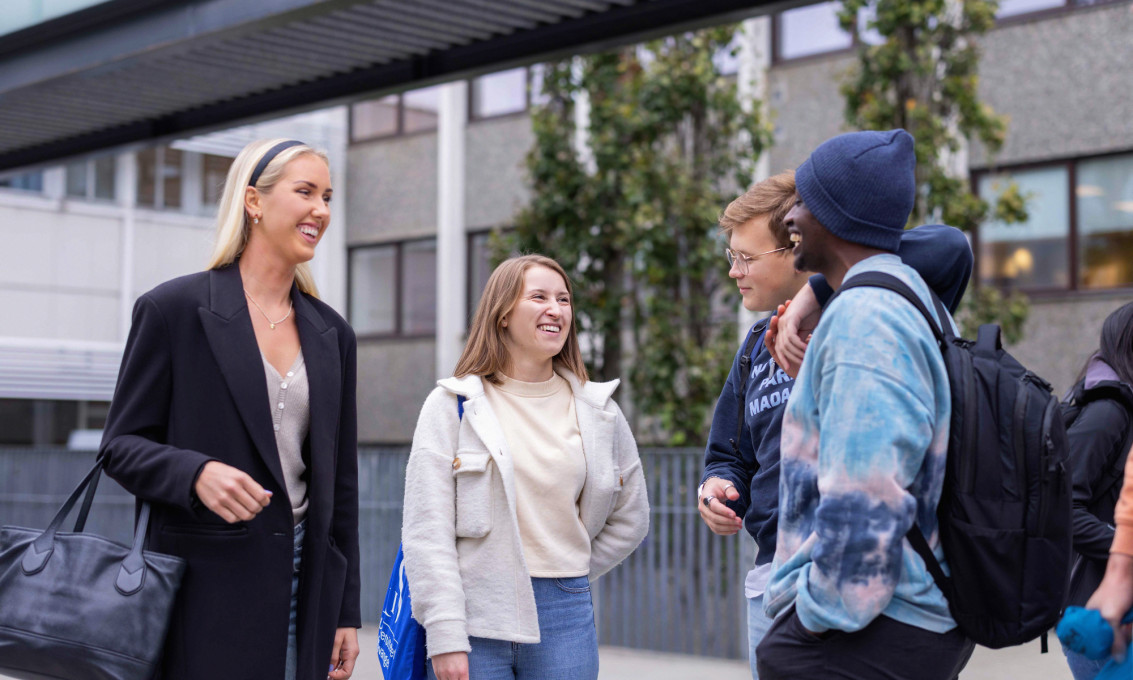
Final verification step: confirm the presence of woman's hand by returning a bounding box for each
[1086,553,1133,662]
[193,461,271,523]
[327,627,359,679]
[431,651,470,680]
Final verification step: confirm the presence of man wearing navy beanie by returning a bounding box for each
[756,130,975,679]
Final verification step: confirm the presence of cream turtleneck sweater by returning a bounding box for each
[484,373,591,576]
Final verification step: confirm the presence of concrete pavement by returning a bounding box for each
[351,626,1074,680]
[0,626,1074,679]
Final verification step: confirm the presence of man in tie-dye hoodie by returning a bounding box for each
[756,130,976,680]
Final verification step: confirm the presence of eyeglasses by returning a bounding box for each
[725,246,792,275]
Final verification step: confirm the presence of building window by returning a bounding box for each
[202,153,233,207]
[471,67,529,119]
[467,231,495,323]
[65,155,116,201]
[0,398,110,447]
[137,146,183,210]
[775,2,853,61]
[976,151,1133,293]
[349,238,437,337]
[978,166,1070,290]
[997,0,1065,15]
[403,86,442,134]
[0,170,44,192]
[1077,154,1133,289]
[350,95,400,141]
[349,85,444,142]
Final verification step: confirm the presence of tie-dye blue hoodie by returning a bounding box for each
[764,253,956,635]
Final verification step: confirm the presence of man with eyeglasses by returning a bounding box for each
[697,168,973,679]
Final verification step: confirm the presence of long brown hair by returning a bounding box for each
[454,254,589,384]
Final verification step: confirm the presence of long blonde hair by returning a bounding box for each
[206,138,330,297]
[454,254,589,384]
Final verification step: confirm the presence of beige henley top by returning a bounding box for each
[262,351,310,525]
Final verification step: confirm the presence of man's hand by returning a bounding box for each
[327,627,359,679]
[697,477,744,535]
[767,283,822,379]
[193,461,271,523]
[431,651,469,680]
[1086,553,1133,662]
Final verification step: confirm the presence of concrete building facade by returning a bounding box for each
[344,0,1133,443]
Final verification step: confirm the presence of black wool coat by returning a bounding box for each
[99,263,361,680]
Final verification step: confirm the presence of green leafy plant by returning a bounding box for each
[504,27,772,444]
[838,0,1030,337]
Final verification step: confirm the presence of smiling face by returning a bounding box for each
[785,198,830,276]
[245,153,332,266]
[501,265,573,373]
[729,214,810,312]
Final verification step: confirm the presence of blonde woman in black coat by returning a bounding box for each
[100,139,360,680]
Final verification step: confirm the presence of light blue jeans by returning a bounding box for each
[427,576,599,680]
[285,519,306,680]
[747,594,774,680]
[1060,637,1107,680]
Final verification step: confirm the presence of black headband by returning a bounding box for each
[248,140,305,187]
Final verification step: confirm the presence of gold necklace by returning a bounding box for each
[244,290,293,330]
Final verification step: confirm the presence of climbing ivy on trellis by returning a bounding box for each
[504,26,772,444]
[838,0,1030,340]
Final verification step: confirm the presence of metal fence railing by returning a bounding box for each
[0,446,749,659]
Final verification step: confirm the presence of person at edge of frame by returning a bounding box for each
[698,170,973,678]
[99,139,361,680]
[758,129,975,679]
[1058,302,1133,680]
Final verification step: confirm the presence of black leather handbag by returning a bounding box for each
[0,460,186,680]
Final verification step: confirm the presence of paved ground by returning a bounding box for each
[0,626,1074,679]
[351,626,1074,680]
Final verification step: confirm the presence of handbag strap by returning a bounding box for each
[21,458,154,595]
[73,459,102,533]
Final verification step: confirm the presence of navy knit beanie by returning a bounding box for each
[794,129,916,253]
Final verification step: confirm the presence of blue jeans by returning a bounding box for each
[1060,637,1107,680]
[428,576,599,680]
[747,594,774,679]
[285,519,306,680]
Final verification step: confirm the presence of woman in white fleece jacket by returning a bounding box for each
[402,254,650,680]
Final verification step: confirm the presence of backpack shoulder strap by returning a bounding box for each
[457,395,466,420]
[730,319,768,467]
[835,271,950,345]
[835,271,955,597]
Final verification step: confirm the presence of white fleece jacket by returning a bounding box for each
[401,369,650,657]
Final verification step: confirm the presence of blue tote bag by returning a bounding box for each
[377,545,426,680]
[379,396,465,680]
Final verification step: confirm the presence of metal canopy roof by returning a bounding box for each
[0,0,776,173]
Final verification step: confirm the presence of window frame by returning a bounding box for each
[467,67,534,122]
[349,67,541,142]
[65,155,116,203]
[973,148,1133,297]
[771,2,860,65]
[0,169,45,193]
[994,0,1125,24]
[347,236,439,340]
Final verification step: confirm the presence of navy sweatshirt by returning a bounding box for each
[702,224,972,565]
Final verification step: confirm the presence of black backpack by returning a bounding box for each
[838,272,1072,649]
